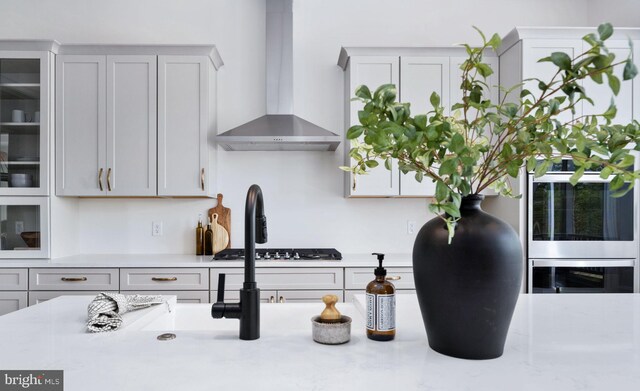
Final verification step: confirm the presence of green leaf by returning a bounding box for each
[358,110,377,126]
[569,167,585,186]
[365,160,379,168]
[450,133,465,154]
[600,166,613,179]
[487,33,502,50]
[346,125,364,139]
[439,158,458,176]
[526,157,537,172]
[534,160,550,178]
[435,181,448,202]
[623,60,638,80]
[354,85,372,100]
[384,158,392,170]
[441,203,461,218]
[476,63,494,78]
[598,23,613,41]
[610,175,625,191]
[429,91,441,109]
[607,74,621,95]
[550,52,572,71]
[414,171,423,183]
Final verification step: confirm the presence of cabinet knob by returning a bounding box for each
[269,296,275,303]
[279,296,285,304]
[386,276,401,281]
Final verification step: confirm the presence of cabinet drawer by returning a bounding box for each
[28,290,117,306]
[345,267,415,290]
[29,268,119,291]
[278,290,344,303]
[0,292,28,315]
[122,290,209,304]
[211,290,277,304]
[345,289,416,303]
[211,268,344,290]
[120,268,209,290]
[0,269,28,290]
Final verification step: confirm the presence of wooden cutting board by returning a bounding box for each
[212,213,230,254]
[208,193,231,249]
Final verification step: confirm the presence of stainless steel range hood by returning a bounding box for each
[217,0,340,152]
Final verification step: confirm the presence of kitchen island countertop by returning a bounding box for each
[0,293,638,390]
[0,253,413,268]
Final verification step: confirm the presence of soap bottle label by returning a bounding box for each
[366,293,395,331]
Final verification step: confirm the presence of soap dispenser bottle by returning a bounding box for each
[366,252,396,341]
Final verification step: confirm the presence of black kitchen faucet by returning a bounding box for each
[211,184,267,340]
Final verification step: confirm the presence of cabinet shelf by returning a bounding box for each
[0,83,40,99]
[0,123,40,135]
[0,161,40,165]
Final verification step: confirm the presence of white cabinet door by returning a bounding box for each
[521,39,584,123]
[56,55,107,196]
[106,56,157,196]
[0,291,27,315]
[346,56,399,197]
[581,41,634,124]
[399,56,450,197]
[158,56,209,196]
[28,290,116,306]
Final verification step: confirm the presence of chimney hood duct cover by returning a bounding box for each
[217,0,340,152]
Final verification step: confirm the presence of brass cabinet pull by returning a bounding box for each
[279,296,285,303]
[106,168,112,191]
[200,168,205,191]
[151,277,177,282]
[386,276,402,281]
[269,296,275,303]
[98,168,104,191]
[61,277,87,282]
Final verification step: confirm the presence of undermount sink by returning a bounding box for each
[141,302,359,333]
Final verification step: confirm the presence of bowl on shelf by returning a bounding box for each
[9,173,33,187]
[20,231,40,248]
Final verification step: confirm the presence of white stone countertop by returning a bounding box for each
[0,253,413,268]
[1,293,638,390]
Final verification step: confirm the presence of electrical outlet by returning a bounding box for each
[152,221,163,236]
[407,220,416,235]
[15,221,24,235]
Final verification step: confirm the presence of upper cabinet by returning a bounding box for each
[338,47,498,198]
[0,49,53,196]
[498,27,640,125]
[55,45,222,197]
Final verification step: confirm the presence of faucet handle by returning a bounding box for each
[216,273,226,302]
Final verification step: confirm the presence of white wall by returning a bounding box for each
[1,0,633,255]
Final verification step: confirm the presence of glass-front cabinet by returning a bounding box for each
[0,197,49,258]
[0,51,50,195]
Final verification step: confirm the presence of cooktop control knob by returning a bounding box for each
[274,252,281,259]
[293,252,300,260]
[255,252,261,260]
[284,252,290,259]
[264,252,271,260]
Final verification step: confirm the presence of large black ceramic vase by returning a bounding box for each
[413,194,522,360]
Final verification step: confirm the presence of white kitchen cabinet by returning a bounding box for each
[0,268,28,290]
[106,55,157,196]
[0,197,49,258]
[343,55,400,197]
[344,267,415,290]
[29,268,118,290]
[56,54,156,196]
[211,267,344,291]
[28,290,116,306]
[120,268,209,291]
[158,55,216,197]
[581,40,634,124]
[122,290,209,304]
[399,56,449,197]
[0,291,27,315]
[339,48,499,198]
[56,55,106,196]
[0,49,52,196]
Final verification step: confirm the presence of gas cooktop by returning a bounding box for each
[213,248,342,261]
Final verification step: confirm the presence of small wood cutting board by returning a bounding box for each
[208,193,231,249]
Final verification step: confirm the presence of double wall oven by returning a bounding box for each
[527,159,639,293]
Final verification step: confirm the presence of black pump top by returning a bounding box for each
[372,253,387,277]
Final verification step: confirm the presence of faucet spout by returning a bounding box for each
[211,184,266,340]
